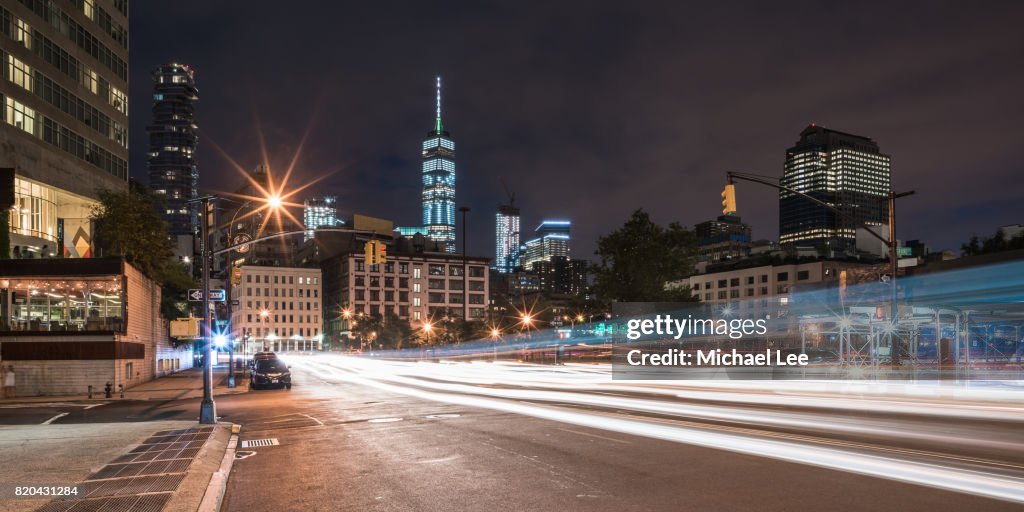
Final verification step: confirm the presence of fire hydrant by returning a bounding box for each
[104,382,112,398]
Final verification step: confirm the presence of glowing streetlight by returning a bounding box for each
[423,322,433,333]
[342,308,352,319]
[521,314,533,328]
[490,328,501,338]
[213,334,228,348]
[576,314,585,323]
[266,194,283,209]
[260,309,270,318]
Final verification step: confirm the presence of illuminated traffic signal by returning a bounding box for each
[721,184,737,215]
[230,266,242,286]
[377,241,387,264]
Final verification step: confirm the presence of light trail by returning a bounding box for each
[293,357,1024,504]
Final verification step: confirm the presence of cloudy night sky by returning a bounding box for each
[129,1,1024,260]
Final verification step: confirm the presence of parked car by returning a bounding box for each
[250,358,291,390]
[249,351,278,368]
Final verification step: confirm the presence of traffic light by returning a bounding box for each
[230,266,242,286]
[721,183,737,215]
[364,240,387,266]
[364,240,375,266]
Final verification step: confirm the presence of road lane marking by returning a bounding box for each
[300,413,324,426]
[367,417,403,423]
[557,427,632,444]
[41,412,68,424]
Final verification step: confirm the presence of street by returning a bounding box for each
[5,356,1022,511]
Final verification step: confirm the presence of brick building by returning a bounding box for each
[0,258,192,397]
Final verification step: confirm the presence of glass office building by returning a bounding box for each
[779,125,891,250]
[494,203,520,273]
[147,63,199,237]
[1,1,129,258]
[421,76,456,253]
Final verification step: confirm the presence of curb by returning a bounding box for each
[198,424,240,512]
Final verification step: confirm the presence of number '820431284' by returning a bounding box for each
[15,486,78,496]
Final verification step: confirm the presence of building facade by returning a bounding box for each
[0,258,193,397]
[303,195,340,241]
[230,265,323,355]
[532,255,587,297]
[779,125,891,250]
[521,220,571,269]
[1,1,129,258]
[494,202,520,273]
[321,236,490,343]
[147,63,199,260]
[421,76,456,252]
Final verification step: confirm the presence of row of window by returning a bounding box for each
[244,274,319,285]
[4,53,126,147]
[16,0,127,80]
[1,7,127,115]
[692,271,811,291]
[353,275,485,291]
[245,313,318,324]
[353,290,485,305]
[243,300,318,312]
[246,326,319,339]
[2,94,127,179]
[348,304,486,320]
[352,260,485,277]
[244,287,319,298]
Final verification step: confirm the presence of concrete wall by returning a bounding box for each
[3,359,115,397]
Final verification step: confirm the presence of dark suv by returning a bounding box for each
[251,358,292,389]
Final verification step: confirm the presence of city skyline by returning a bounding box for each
[128,1,1024,259]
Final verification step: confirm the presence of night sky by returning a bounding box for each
[129,1,1024,261]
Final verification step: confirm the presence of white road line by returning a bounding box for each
[41,412,69,424]
[557,427,632,444]
[300,413,324,426]
[83,403,105,410]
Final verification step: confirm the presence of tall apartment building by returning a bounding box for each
[532,255,587,297]
[779,125,891,250]
[1,1,129,258]
[230,265,323,354]
[494,202,520,273]
[303,195,340,241]
[147,63,199,261]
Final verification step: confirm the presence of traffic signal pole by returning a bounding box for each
[725,172,914,365]
[199,196,216,424]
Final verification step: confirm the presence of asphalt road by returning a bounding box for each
[4,356,1022,511]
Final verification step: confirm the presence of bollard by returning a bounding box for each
[118,384,125,399]
[104,382,112,398]
[88,385,93,399]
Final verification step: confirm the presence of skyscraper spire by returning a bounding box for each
[435,75,443,133]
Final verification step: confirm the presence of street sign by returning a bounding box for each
[231,299,240,306]
[188,289,227,302]
[897,247,913,257]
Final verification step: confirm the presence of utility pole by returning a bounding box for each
[726,172,914,366]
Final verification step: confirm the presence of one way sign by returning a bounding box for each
[188,289,226,302]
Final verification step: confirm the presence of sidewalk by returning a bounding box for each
[0,365,249,405]
[0,420,238,512]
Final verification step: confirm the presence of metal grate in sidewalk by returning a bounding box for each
[36,426,215,512]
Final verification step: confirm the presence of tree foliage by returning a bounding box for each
[90,187,197,319]
[591,209,698,303]
[961,228,1024,256]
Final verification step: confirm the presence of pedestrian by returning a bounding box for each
[12,246,20,259]
[3,365,15,398]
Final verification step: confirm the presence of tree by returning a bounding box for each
[91,187,175,278]
[90,187,196,319]
[961,228,1024,256]
[591,209,698,303]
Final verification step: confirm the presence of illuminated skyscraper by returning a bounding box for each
[421,76,456,253]
[522,220,571,269]
[148,64,199,238]
[304,195,340,241]
[779,125,891,250]
[494,203,520,273]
